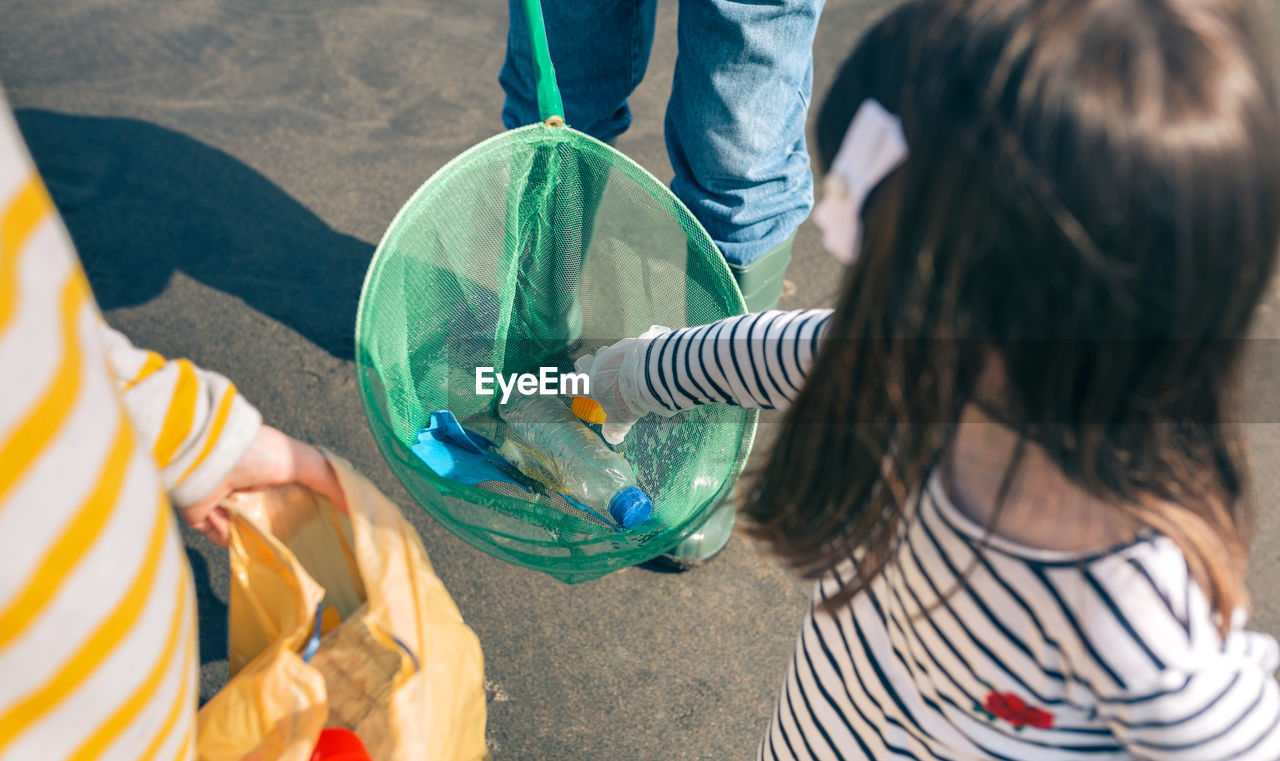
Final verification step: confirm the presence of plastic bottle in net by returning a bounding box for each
[497,394,652,528]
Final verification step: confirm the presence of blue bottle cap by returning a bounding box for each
[608,487,653,529]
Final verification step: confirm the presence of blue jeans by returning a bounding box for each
[501,0,823,266]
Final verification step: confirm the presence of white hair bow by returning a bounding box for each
[812,99,909,264]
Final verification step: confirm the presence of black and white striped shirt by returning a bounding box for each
[639,310,1280,760]
[640,309,832,411]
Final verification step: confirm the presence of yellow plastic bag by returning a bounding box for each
[196,452,488,761]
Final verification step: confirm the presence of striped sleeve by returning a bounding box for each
[641,309,831,413]
[100,327,260,508]
[1055,542,1280,760]
[1096,616,1280,760]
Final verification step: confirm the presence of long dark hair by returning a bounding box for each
[744,0,1280,629]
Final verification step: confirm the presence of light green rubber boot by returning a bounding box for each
[653,233,795,570]
[727,231,797,314]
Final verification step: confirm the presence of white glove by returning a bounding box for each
[574,325,673,445]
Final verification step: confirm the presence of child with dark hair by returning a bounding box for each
[575,0,1280,756]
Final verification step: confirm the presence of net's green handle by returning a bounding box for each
[521,0,565,124]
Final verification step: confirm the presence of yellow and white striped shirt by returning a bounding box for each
[0,86,260,760]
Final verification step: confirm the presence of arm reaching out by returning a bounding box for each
[576,309,832,444]
[102,324,261,508]
[102,326,346,543]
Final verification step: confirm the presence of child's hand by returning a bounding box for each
[574,325,670,445]
[180,425,347,546]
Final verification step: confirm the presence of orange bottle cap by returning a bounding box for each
[570,396,607,425]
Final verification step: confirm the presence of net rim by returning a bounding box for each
[354,122,758,581]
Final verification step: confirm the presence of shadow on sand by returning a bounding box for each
[17,109,373,359]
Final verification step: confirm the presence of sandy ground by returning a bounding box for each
[3,0,1279,758]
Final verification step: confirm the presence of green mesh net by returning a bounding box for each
[355,123,757,582]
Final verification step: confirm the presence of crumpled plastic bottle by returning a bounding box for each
[498,394,653,528]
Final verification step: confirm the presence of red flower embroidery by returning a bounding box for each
[981,691,1055,729]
